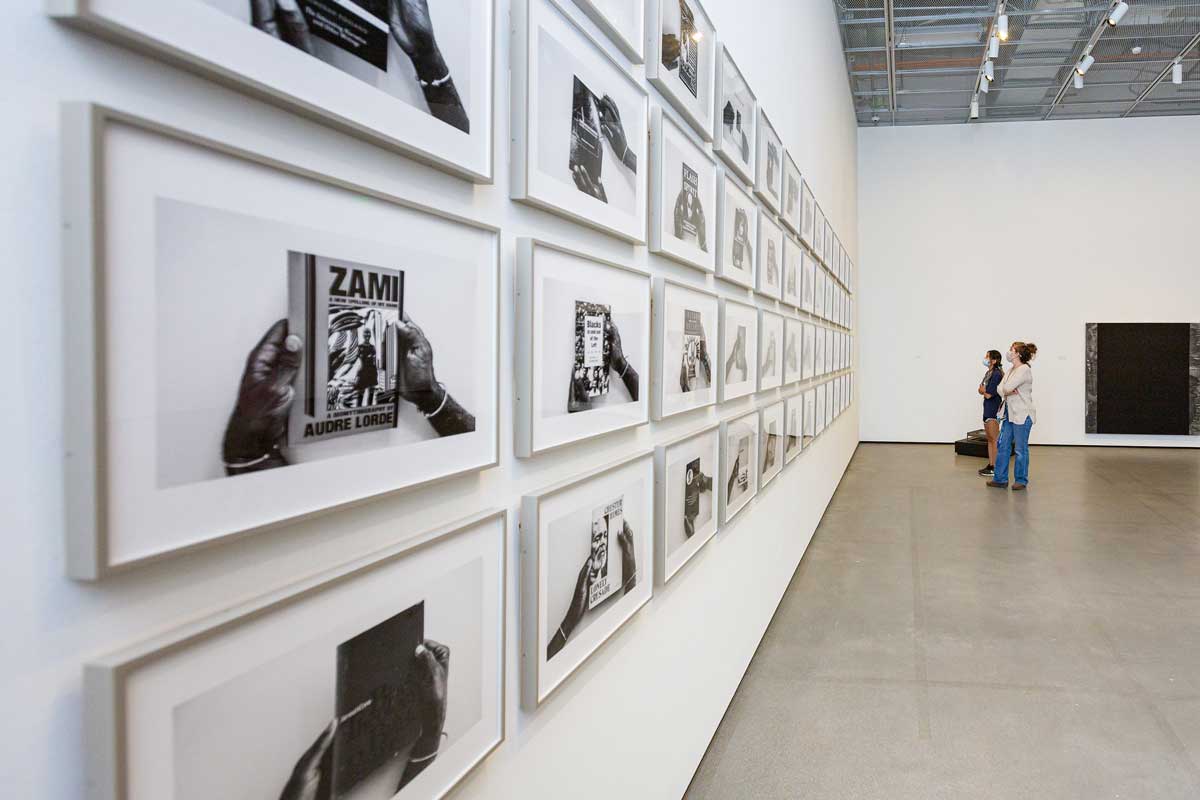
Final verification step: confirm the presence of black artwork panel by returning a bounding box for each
[1096,323,1190,435]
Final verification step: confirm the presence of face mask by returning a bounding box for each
[982,359,991,367]
[1006,352,1015,363]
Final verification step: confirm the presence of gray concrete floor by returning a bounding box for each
[687,443,1200,799]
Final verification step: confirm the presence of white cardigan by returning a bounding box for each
[998,364,1036,425]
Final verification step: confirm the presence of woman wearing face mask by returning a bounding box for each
[976,350,1004,477]
[987,341,1037,491]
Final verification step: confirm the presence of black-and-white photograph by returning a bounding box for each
[87,512,507,800]
[760,400,785,488]
[759,309,784,392]
[802,388,816,446]
[528,452,653,705]
[813,266,826,320]
[656,425,720,583]
[816,380,828,434]
[825,273,836,325]
[713,45,756,183]
[721,411,759,522]
[519,240,649,455]
[754,109,784,213]
[655,279,718,419]
[652,109,717,271]
[648,0,716,138]
[782,235,803,308]
[815,325,827,377]
[757,212,784,299]
[784,394,803,462]
[812,203,826,264]
[824,218,835,267]
[802,322,816,381]
[206,0,474,134]
[784,317,801,385]
[717,172,758,288]
[799,178,816,249]
[720,299,760,401]
[782,151,802,234]
[801,247,816,314]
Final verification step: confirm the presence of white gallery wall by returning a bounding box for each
[0,1,858,798]
[858,115,1200,448]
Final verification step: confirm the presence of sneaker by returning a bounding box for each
[978,465,994,477]
[986,481,1008,489]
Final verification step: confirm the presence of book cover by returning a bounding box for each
[732,207,750,268]
[736,435,749,491]
[682,309,705,389]
[764,421,778,471]
[287,252,404,447]
[297,0,390,70]
[332,602,424,796]
[588,497,623,609]
[574,300,612,399]
[677,0,700,97]
[675,162,704,248]
[683,457,702,532]
[766,142,779,189]
[767,239,778,284]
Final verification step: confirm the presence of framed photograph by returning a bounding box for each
[521,451,654,708]
[815,326,827,376]
[815,381,827,434]
[834,236,845,285]
[825,273,836,324]
[812,203,826,265]
[813,266,826,320]
[572,0,646,62]
[824,218,835,267]
[781,151,802,235]
[718,298,759,402]
[784,393,803,463]
[650,108,717,272]
[645,0,717,140]
[802,389,816,446]
[753,109,784,214]
[756,210,785,299]
[720,409,759,523]
[783,317,802,385]
[758,308,784,392]
[51,0,494,183]
[826,327,836,373]
[84,509,506,800]
[759,400,785,489]
[824,381,834,429]
[516,238,649,457]
[799,179,816,250]
[654,424,720,584]
[715,171,757,289]
[782,235,803,308]
[801,322,815,381]
[800,246,817,314]
[712,44,756,184]
[61,103,499,580]
[652,278,718,420]
[512,0,649,243]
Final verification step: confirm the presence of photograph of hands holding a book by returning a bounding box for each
[673,163,708,251]
[568,306,640,413]
[679,310,712,393]
[725,325,748,383]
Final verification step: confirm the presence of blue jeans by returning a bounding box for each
[994,417,1033,485]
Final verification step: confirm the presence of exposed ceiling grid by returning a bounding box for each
[837,0,1200,125]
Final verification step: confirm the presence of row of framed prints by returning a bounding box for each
[86,373,853,800]
[516,240,853,456]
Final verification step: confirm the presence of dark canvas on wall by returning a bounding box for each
[1085,322,1200,436]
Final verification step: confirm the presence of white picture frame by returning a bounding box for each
[784,392,803,463]
[521,450,654,708]
[812,202,826,265]
[718,297,759,402]
[758,308,784,392]
[652,278,719,420]
[799,178,816,250]
[756,210,785,299]
[645,0,717,141]
[782,235,803,308]
[84,508,507,800]
[781,151,803,235]
[650,107,717,272]
[654,423,720,584]
[801,322,816,381]
[759,399,785,489]
[50,0,495,183]
[715,170,758,289]
[711,44,757,184]
[512,0,649,243]
[60,103,500,581]
[516,238,650,457]
[720,409,759,523]
[753,108,784,214]
[572,0,646,63]
[783,316,802,385]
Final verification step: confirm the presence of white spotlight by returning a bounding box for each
[979,75,990,93]
[1107,1,1129,26]
[1074,72,1084,90]
[998,14,1009,41]
[984,60,995,82]
[1076,53,1095,76]
[970,97,980,119]
[989,35,1000,58]
[1173,61,1184,85]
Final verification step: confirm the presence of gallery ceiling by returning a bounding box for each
[838,0,1200,125]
